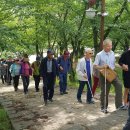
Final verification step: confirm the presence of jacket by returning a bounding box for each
[0,62,6,75]
[10,63,21,77]
[31,61,40,76]
[40,57,59,78]
[76,57,93,81]
[20,62,32,76]
[57,56,71,74]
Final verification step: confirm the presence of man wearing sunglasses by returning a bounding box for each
[76,48,94,104]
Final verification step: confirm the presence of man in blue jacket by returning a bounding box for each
[57,50,71,95]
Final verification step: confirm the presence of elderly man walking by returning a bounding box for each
[57,50,71,95]
[93,38,122,113]
[76,48,94,104]
[40,49,59,105]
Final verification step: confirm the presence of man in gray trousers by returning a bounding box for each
[93,38,122,113]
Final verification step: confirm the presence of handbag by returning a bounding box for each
[99,67,117,82]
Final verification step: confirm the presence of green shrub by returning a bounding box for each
[0,105,13,130]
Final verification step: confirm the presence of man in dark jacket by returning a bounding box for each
[40,49,59,105]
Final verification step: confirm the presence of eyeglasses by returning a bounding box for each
[89,53,93,55]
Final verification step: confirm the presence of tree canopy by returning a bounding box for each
[0,0,130,57]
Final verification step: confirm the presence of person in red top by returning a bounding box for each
[92,67,99,96]
[21,56,32,95]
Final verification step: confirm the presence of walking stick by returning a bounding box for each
[104,67,107,113]
[84,70,94,99]
[87,80,94,98]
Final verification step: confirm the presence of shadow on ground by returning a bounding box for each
[0,80,128,130]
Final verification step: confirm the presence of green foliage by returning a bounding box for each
[0,105,13,130]
[0,0,130,55]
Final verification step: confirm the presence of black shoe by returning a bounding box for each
[77,99,82,103]
[14,88,18,92]
[44,100,47,106]
[87,100,95,104]
[101,108,108,114]
[63,91,68,94]
[24,91,28,95]
[48,99,53,102]
[104,109,108,114]
[60,92,64,95]
[36,89,39,92]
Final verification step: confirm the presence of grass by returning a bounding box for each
[0,105,13,130]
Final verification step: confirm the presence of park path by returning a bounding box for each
[0,80,128,130]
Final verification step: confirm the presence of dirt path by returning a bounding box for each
[0,80,128,130]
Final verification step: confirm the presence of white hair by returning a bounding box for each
[84,47,92,53]
[103,38,112,46]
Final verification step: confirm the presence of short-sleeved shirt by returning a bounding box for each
[94,50,115,70]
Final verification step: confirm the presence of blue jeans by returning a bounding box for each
[59,73,67,93]
[77,79,92,102]
[21,76,29,94]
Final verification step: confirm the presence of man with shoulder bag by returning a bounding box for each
[93,38,122,113]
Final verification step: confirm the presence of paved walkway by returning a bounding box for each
[0,80,128,130]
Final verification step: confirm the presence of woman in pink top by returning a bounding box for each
[20,57,32,94]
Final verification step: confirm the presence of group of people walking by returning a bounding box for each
[76,38,130,113]
[0,38,130,110]
[0,55,33,93]
[76,38,130,129]
[40,49,70,105]
[0,50,71,103]
[0,38,130,129]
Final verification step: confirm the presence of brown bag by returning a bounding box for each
[99,67,117,82]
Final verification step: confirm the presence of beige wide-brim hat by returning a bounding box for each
[23,58,29,62]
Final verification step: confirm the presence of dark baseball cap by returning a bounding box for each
[47,49,54,55]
